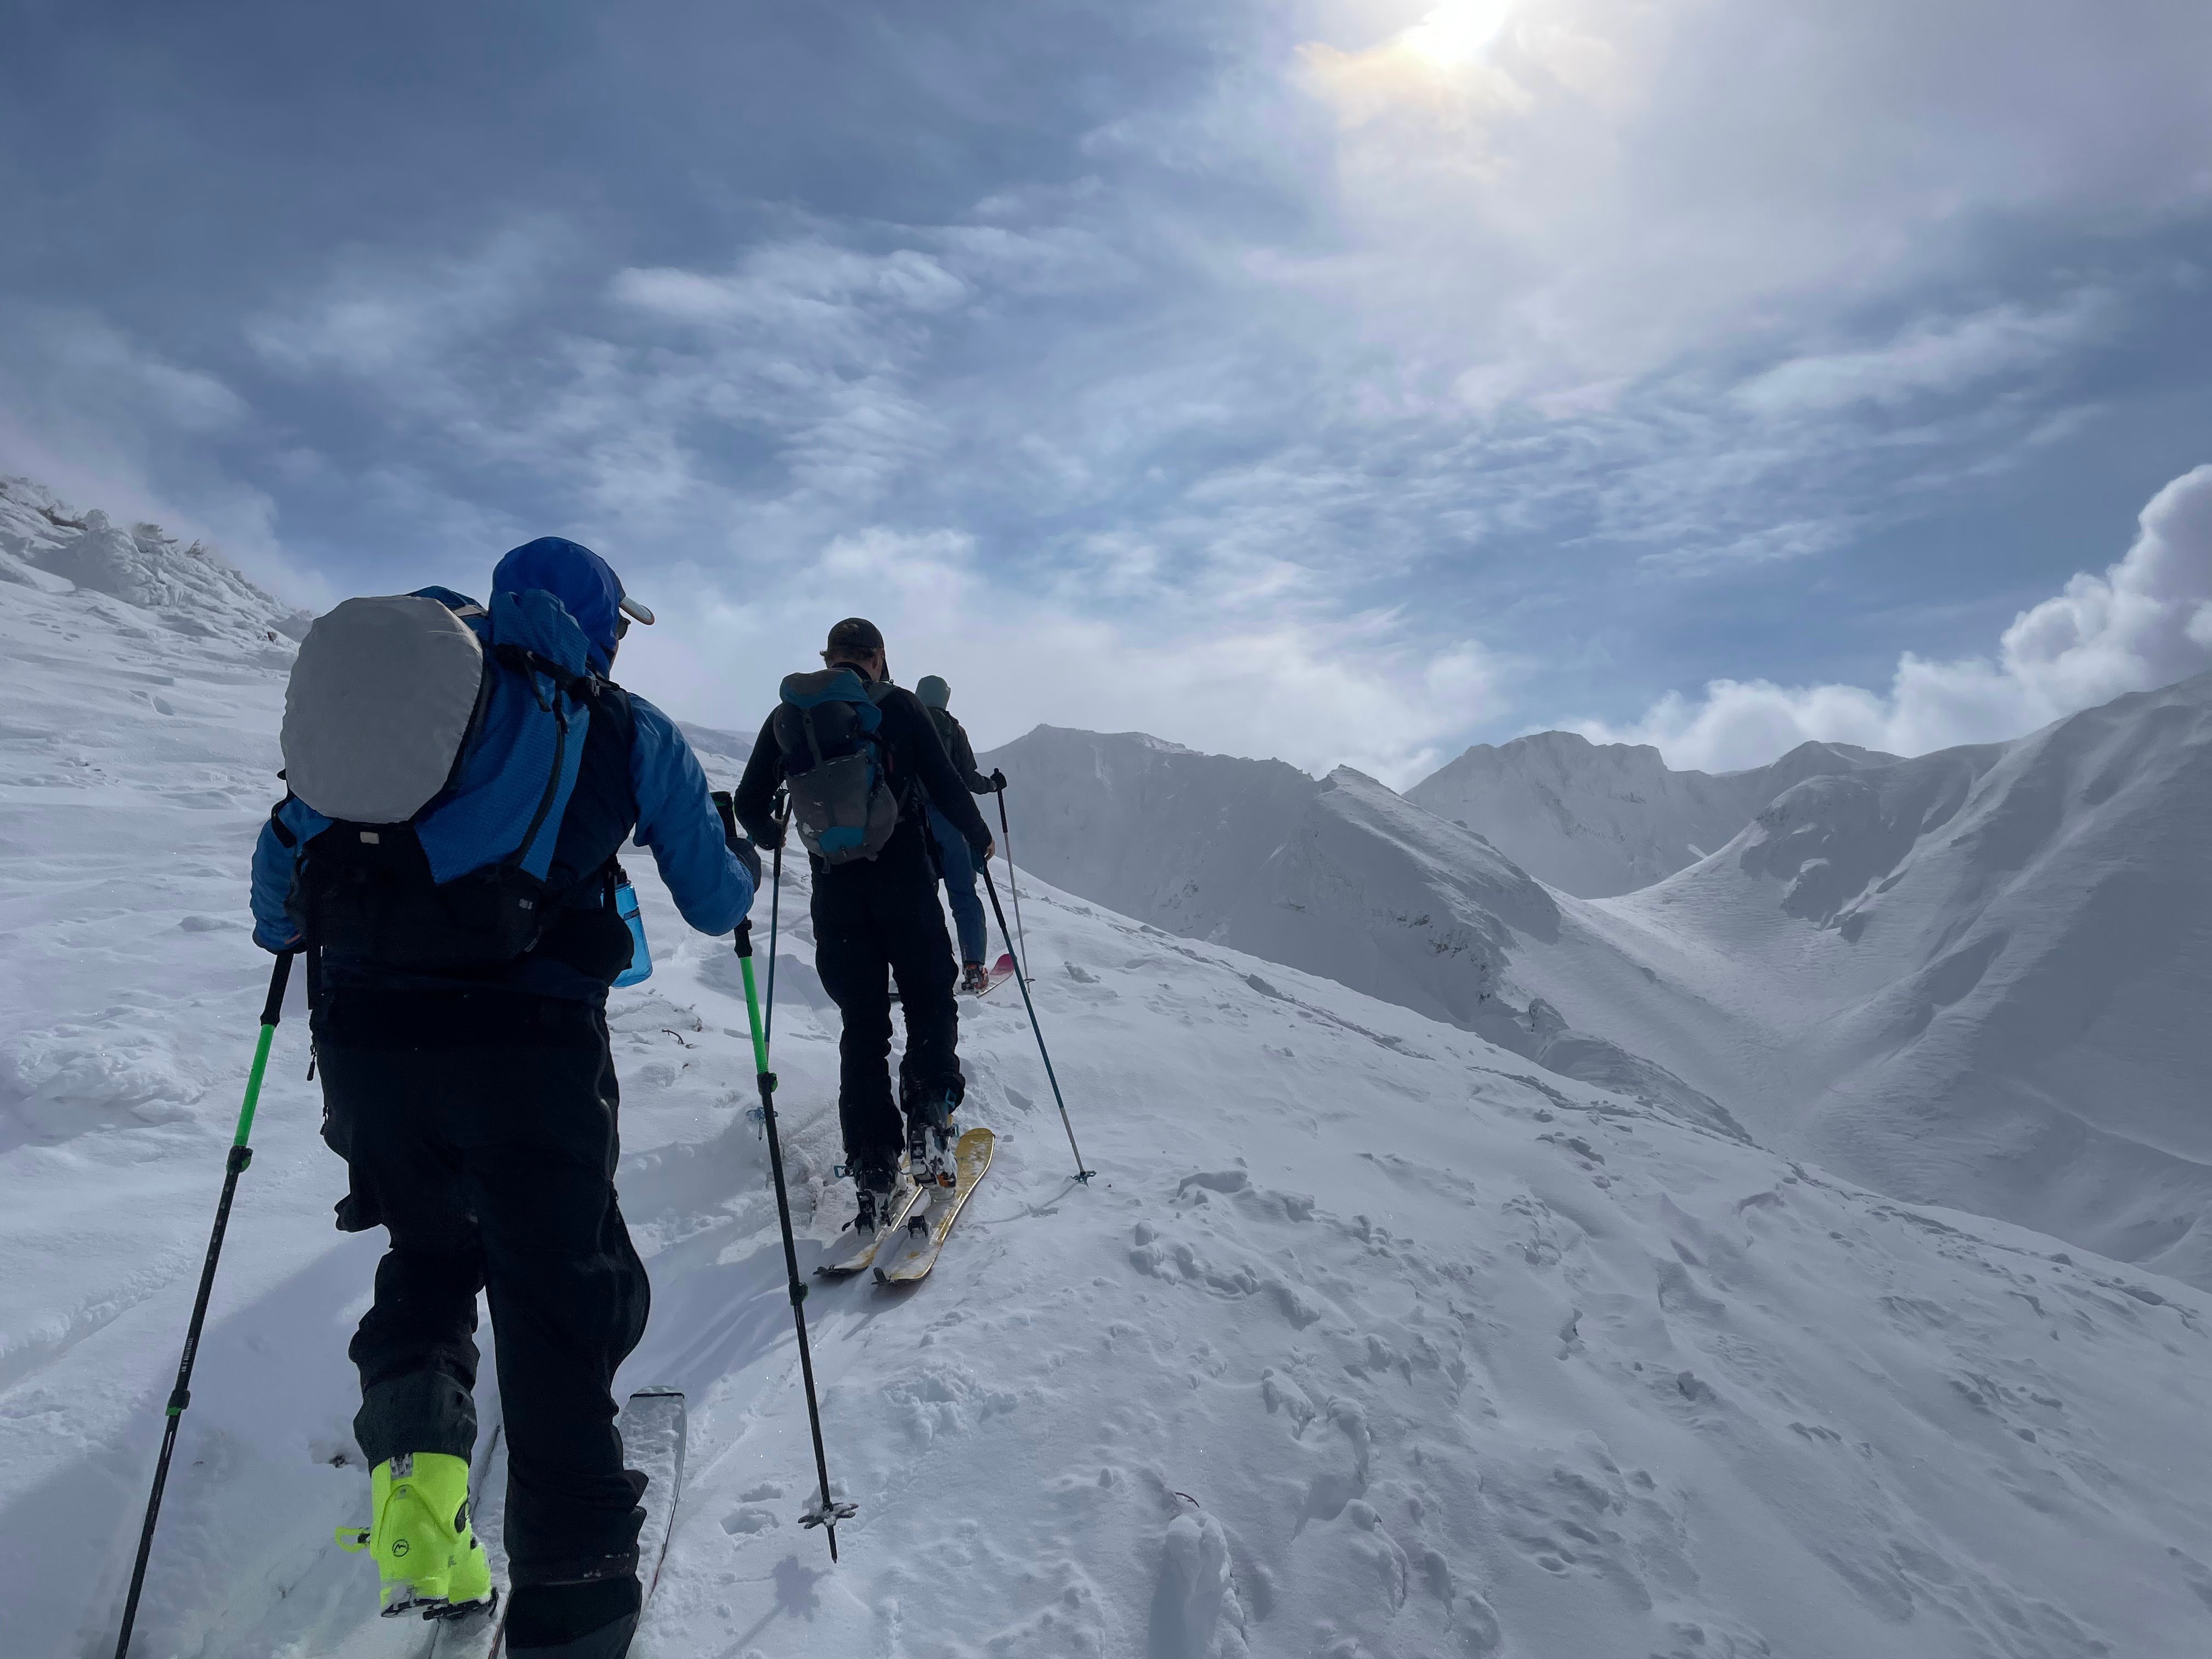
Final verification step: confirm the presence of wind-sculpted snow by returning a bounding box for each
[13,484,2212,1656]
[0,477,311,646]
[1407,729,1897,899]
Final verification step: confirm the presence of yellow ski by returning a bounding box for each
[873,1127,994,1285]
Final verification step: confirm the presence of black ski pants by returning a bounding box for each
[811,827,963,1173]
[313,986,650,1592]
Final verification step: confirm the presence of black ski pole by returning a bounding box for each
[992,782,1031,985]
[765,790,788,1053]
[115,950,296,1659]
[733,919,855,1560]
[981,865,1094,1182]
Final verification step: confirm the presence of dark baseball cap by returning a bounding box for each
[826,617,885,654]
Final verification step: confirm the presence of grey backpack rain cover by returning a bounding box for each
[281,594,487,823]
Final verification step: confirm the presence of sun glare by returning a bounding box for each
[1398,0,1517,67]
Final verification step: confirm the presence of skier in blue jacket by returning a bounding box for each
[251,538,755,1659]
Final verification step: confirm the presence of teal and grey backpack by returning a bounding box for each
[772,668,900,863]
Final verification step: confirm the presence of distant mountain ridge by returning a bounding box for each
[986,677,2212,1288]
[1585,670,2212,1282]
[1406,729,1899,898]
[981,725,1745,1141]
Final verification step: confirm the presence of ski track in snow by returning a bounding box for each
[9,516,2212,1656]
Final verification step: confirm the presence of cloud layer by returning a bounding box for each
[1582,465,2212,771]
[2,0,2210,782]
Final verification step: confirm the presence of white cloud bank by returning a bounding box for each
[1582,465,2212,771]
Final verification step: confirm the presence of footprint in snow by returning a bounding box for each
[1146,1510,1243,1659]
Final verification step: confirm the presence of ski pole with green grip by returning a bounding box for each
[734,916,854,1559]
[115,948,297,1659]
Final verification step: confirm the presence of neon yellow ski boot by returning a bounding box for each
[335,1451,493,1618]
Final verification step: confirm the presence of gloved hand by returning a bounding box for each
[731,835,763,891]
[989,768,1007,793]
[253,920,303,954]
[709,789,740,847]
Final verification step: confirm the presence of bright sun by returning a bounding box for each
[1398,0,1518,67]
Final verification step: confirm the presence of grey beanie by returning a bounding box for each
[916,675,951,709]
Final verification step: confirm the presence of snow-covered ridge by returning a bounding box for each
[1406,729,1898,899]
[989,685,2212,1291]
[982,726,1743,1141]
[0,477,311,646]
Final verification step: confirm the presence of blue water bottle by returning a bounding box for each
[612,874,652,987]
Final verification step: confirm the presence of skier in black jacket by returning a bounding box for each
[913,674,1003,990]
[733,618,994,1227]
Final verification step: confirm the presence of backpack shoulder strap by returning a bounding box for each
[583,676,638,748]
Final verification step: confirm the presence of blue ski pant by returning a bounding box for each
[927,803,988,966]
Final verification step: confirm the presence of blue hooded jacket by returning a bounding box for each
[251,540,753,997]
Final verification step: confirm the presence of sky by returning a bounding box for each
[3,0,2210,783]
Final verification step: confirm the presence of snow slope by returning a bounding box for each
[1580,674,2212,1287]
[12,496,2212,1657]
[1406,732,1896,899]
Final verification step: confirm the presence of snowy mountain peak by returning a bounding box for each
[1406,725,1901,896]
[1595,668,2212,1281]
[0,477,311,647]
[984,724,1743,1141]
